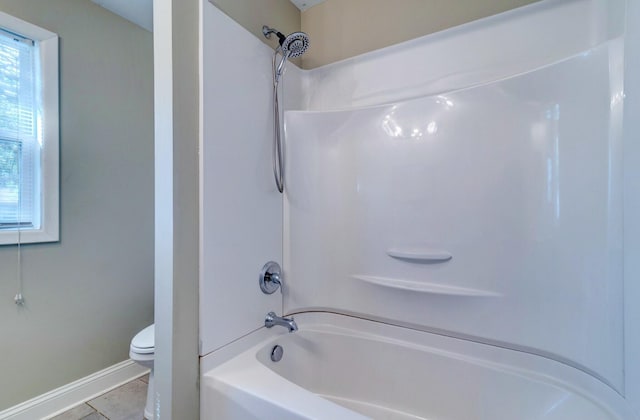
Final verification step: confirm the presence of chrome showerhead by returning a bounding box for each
[280,32,309,58]
[262,26,310,58]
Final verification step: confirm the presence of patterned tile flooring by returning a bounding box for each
[50,375,148,420]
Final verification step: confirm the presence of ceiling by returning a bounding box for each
[91,0,153,32]
[289,0,327,11]
[91,0,328,32]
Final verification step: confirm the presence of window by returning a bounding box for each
[0,12,58,245]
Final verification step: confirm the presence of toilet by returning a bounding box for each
[130,324,155,420]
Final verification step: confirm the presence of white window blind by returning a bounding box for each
[0,28,39,230]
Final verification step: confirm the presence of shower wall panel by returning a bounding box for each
[301,0,624,111]
[285,37,624,390]
[200,2,303,355]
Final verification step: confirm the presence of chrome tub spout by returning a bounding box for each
[265,311,298,332]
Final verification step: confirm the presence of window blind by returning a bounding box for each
[0,28,38,229]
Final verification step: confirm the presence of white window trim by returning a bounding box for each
[0,11,58,245]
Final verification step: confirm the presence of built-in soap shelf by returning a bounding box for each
[351,274,500,297]
[387,248,452,263]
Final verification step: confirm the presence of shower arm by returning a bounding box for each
[263,25,286,44]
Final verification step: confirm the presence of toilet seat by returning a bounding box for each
[131,324,154,354]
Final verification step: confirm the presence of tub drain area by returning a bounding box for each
[271,345,284,362]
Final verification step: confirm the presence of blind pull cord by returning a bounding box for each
[14,229,24,306]
[14,59,25,307]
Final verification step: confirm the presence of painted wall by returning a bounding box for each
[0,0,154,410]
[301,0,540,68]
[153,0,200,417]
[209,0,300,53]
[208,1,541,69]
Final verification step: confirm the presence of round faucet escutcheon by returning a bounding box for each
[260,261,282,294]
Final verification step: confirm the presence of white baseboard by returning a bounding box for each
[0,359,149,420]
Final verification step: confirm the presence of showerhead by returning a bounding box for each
[262,26,310,58]
[280,32,309,58]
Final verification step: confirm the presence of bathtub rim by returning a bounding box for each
[200,311,637,420]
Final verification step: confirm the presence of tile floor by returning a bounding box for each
[51,374,149,420]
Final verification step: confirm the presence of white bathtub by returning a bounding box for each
[201,313,633,420]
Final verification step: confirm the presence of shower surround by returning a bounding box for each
[200,0,639,418]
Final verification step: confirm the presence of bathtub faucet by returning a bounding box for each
[265,311,298,333]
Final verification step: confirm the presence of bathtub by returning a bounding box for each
[201,313,632,420]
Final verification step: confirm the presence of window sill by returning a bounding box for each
[0,226,59,245]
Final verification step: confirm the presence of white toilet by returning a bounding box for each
[130,324,155,420]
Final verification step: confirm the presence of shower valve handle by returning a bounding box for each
[260,261,283,294]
